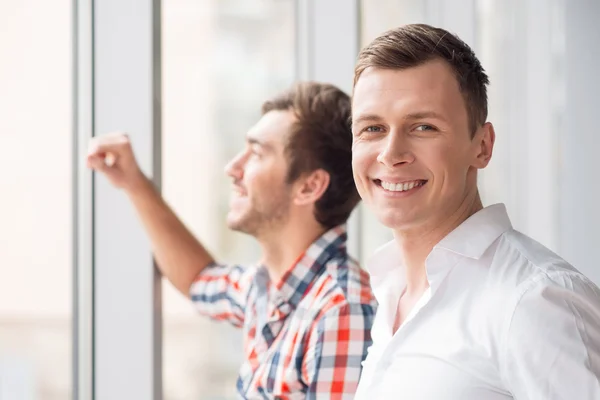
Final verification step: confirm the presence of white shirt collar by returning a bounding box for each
[435,203,512,259]
[367,204,513,287]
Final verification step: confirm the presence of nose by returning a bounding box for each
[376,130,415,168]
[225,151,246,180]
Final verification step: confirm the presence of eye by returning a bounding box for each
[415,124,436,132]
[248,145,262,157]
[356,125,385,137]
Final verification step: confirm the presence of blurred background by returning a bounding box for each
[0,0,598,399]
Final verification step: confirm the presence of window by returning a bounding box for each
[0,1,73,399]
[161,0,296,398]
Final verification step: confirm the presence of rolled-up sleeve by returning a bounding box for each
[501,272,600,400]
[189,263,256,328]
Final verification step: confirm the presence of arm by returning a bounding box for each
[86,132,214,296]
[501,272,600,400]
[302,303,376,400]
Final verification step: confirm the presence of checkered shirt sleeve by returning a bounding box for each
[189,263,255,328]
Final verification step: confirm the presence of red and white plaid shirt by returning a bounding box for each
[190,225,377,399]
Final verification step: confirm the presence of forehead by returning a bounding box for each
[247,109,295,147]
[352,60,467,123]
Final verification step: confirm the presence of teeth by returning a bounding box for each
[380,180,424,192]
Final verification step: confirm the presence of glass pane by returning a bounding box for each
[0,1,73,399]
[474,0,566,253]
[161,1,295,398]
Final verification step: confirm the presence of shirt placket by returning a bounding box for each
[245,288,293,395]
[368,253,462,395]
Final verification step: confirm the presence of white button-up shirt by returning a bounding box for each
[355,204,600,400]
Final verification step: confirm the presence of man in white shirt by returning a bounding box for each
[351,23,600,399]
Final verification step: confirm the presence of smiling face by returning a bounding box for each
[224,109,294,236]
[352,59,493,232]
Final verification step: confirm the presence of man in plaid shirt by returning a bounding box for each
[87,82,377,399]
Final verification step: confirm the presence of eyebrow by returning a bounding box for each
[246,136,273,151]
[352,111,447,126]
[351,114,383,127]
[403,111,447,122]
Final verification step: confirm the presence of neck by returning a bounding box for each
[394,190,483,294]
[257,215,327,282]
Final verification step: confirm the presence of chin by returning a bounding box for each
[226,213,254,235]
[374,208,422,230]
[226,211,243,229]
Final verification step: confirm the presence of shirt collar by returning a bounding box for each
[367,204,512,285]
[434,203,512,259]
[257,224,348,311]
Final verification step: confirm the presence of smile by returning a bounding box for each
[374,179,428,193]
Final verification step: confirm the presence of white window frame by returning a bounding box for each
[74,0,162,398]
[296,0,363,261]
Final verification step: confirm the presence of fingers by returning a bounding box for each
[87,131,130,157]
[87,131,131,168]
[86,153,112,174]
[85,132,147,191]
[104,152,116,167]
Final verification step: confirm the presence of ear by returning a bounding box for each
[472,122,495,169]
[293,169,330,206]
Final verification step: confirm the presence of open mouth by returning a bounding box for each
[231,183,247,196]
[373,179,428,193]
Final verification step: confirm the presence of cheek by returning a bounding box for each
[352,142,376,176]
[246,160,286,190]
[351,145,373,194]
[419,143,471,188]
[242,163,265,192]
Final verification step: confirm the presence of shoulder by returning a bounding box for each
[489,229,589,294]
[489,229,600,337]
[321,254,377,309]
[298,255,377,325]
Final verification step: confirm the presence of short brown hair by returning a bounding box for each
[262,82,360,229]
[354,24,489,134]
